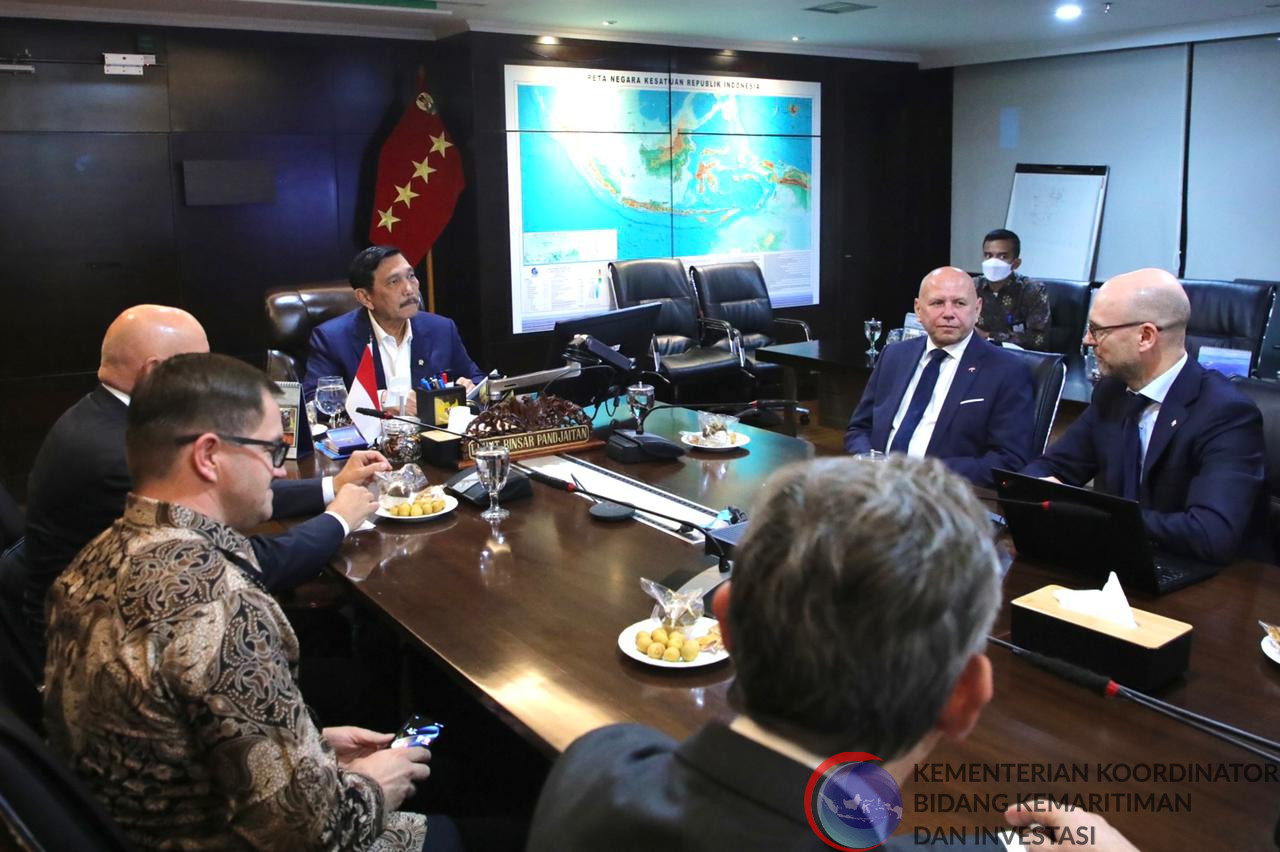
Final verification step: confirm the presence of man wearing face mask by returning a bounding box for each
[973,229,1050,350]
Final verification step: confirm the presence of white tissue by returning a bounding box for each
[447,406,477,435]
[1052,572,1137,629]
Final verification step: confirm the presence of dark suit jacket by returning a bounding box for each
[529,722,998,851]
[1023,359,1270,564]
[844,335,1035,487]
[303,308,484,403]
[23,386,343,633]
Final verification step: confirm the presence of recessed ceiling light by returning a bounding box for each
[537,36,560,45]
[602,19,617,26]
[791,35,805,41]
[1055,4,1082,20]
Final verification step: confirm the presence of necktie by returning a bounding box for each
[889,349,949,454]
[1120,391,1150,500]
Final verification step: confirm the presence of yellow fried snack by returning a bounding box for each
[667,631,685,648]
[410,505,424,517]
[635,631,652,651]
[651,628,669,645]
[646,642,666,659]
[681,640,700,662]
[662,645,681,662]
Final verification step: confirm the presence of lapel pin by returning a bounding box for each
[968,366,976,372]
[1170,419,1177,428]
[417,359,424,366]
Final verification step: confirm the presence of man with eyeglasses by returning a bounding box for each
[17,304,388,661]
[1023,268,1270,564]
[44,352,440,851]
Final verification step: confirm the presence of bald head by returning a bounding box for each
[99,305,209,394]
[915,267,981,347]
[1093,268,1190,346]
[919,266,978,299]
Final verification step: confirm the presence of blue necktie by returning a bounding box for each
[889,349,948,454]
[1120,391,1150,500]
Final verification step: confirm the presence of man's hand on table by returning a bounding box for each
[329,483,380,529]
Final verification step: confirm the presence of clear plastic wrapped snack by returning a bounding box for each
[640,577,704,629]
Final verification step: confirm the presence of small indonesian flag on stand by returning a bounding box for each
[346,342,383,444]
[368,76,465,265]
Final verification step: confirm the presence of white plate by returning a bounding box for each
[679,431,750,452]
[617,617,730,669]
[1262,635,1280,666]
[375,494,459,522]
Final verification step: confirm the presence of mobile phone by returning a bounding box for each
[391,714,444,749]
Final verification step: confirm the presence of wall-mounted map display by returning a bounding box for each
[505,64,821,334]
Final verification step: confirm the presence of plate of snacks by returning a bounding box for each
[376,487,458,522]
[617,617,728,668]
[1260,621,1280,666]
[681,411,748,451]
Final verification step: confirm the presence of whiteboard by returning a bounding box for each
[1005,164,1108,282]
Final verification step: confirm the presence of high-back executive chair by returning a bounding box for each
[1000,348,1067,455]
[264,281,360,382]
[608,259,746,400]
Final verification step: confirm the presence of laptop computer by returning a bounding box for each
[991,468,1220,595]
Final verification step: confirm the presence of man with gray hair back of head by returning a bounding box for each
[526,455,1137,851]
[1024,268,1269,564]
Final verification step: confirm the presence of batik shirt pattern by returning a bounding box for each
[44,494,427,851]
[975,273,1051,350]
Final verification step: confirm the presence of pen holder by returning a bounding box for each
[415,386,466,427]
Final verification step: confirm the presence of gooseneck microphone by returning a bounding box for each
[990,496,1113,522]
[519,466,729,563]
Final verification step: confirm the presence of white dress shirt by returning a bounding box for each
[1132,352,1187,469]
[369,310,414,391]
[887,331,974,458]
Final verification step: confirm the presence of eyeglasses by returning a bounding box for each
[175,433,289,467]
[1085,320,1157,343]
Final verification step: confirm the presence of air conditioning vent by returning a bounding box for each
[804,2,876,13]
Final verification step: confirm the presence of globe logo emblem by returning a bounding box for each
[806,754,903,850]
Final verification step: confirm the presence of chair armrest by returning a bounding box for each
[697,317,745,365]
[773,317,812,342]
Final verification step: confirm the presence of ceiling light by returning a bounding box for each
[791,35,805,41]
[1055,4,1082,21]
[602,19,617,26]
[537,36,560,45]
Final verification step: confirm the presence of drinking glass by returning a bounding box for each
[1082,346,1102,384]
[474,442,511,522]
[864,317,883,357]
[626,382,655,434]
[315,376,349,427]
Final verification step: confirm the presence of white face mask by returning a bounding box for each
[981,257,1013,281]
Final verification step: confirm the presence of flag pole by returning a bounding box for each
[425,249,436,314]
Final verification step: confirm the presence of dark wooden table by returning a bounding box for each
[755,339,873,428]
[296,410,1280,848]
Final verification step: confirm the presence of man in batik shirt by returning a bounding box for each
[44,353,433,851]
[973,228,1051,350]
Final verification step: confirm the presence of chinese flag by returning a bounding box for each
[368,79,464,265]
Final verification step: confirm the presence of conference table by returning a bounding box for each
[294,406,1279,848]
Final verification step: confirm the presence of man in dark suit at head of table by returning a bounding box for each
[844,266,1036,487]
[17,304,390,658]
[1022,268,1270,564]
[527,455,1138,852]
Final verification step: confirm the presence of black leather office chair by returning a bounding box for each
[1230,377,1280,554]
[1180,279,1275,374]
[1040,279,1093,355]
[1001,348,1067,455]
[608,259,746,400]
[264,282,360,382]
[688,261,810,389]
[0,704,135,851]
[0,540,41,733]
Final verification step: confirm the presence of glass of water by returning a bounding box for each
[474,442,511,522]
[315,376,349,427]
[1082,346,1101,384]
[864,317,883,357]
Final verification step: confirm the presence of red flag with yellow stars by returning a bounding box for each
[368,79,464,265]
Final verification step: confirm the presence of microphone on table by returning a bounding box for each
[519,466,739,566]
[989,496,1113,522]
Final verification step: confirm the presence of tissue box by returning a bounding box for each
[1010,585,1192,691]
[417,428,462,468]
